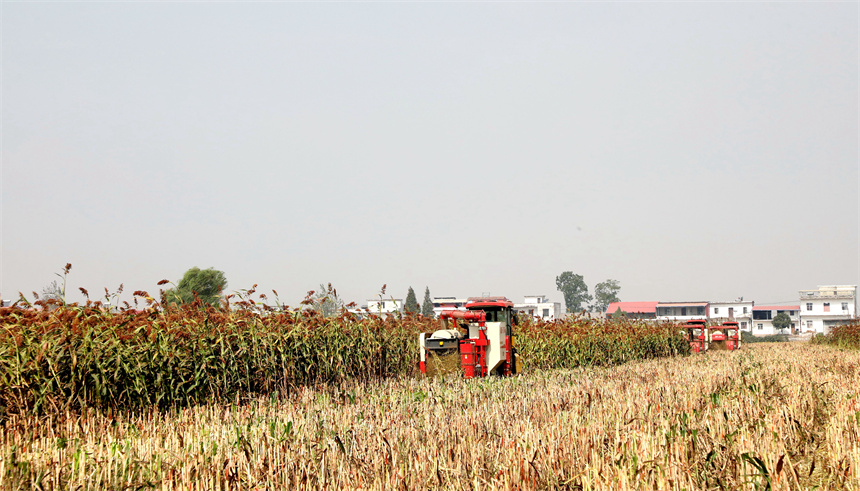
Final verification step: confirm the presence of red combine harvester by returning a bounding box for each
[419,297,517,378]
[683,319,741,353]
[683,319,708,353]
[716,321,741,350]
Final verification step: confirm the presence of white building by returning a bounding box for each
[709,299,754,331]
[431,297,468,317]
[799,285,857,334]
[751,305,800,335]
[656,302,709,322]
[515,295,562,320]
[364,298,403,316]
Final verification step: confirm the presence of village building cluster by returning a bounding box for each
[606,285,857,335]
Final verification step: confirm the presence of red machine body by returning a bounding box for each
[683,319,708,353]
[720,321,741,351]
[419,297,517,379]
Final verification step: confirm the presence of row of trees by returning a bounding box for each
[403,286,434,317]
[556,271,621,314]
[43,266,625,319]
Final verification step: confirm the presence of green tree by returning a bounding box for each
[41,281,63,302]
[421,286,434,318]
[404,286,419,314]
[307,283,344,318]
[612,306,625,319]
[165,267,227,306]
[772,312,792,334]
[592,279,621,313]
[556,271,592,313]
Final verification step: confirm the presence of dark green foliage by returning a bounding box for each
[403,286,419,315]
[772,312,791,333]
[592,279,620,313]
[556,271,592,313]
[421,286,434,318]
[165,267,226,306]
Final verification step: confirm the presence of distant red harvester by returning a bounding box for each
[682,319,741,353]
[682,319,708,353]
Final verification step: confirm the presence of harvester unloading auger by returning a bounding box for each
[419,297,517,378]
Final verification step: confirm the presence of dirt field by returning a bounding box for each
[1,343,858,490]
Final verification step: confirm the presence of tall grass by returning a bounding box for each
[811,320,860,349]
[0,301,423,417]
[516,315,688,368]
[0,293,686,417]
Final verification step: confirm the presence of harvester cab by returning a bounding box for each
[683,319,708,353]
[419,297,517,378]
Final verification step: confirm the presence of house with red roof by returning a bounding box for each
[604,301,658,319]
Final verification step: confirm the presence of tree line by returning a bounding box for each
[39,266,621,319]
[555,271,621,314]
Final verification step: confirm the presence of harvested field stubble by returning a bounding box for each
[2,344,858,490]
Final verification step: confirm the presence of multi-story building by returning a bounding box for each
[709,299,754,331]
[515,295,562,320]
[751,305,800,335]
[656,302,709,322]
[799,285,857,334]
[604,301,658,319]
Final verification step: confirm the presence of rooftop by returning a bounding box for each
[657,302,708,307]
[605,301,658,314]
[753,305,800,311]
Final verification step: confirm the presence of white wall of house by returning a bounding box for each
[515,295,562,320]
[656,303,708,322]
[751,307,800,335]
[366,299,403,315]
[709,300,754,331]
[799,285,857,334]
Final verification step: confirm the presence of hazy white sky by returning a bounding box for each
[2,2,857,309]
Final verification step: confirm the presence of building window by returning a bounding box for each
[697,307,704,315]
[843,302,849,311]
[807,320,812,331]
[714,308,719,314]
[741,321,747,329]
[824,302,830,312]
[542,308,549,317]
[806,303,813,311]
[743,307,748,314]
[757,324,763,330]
